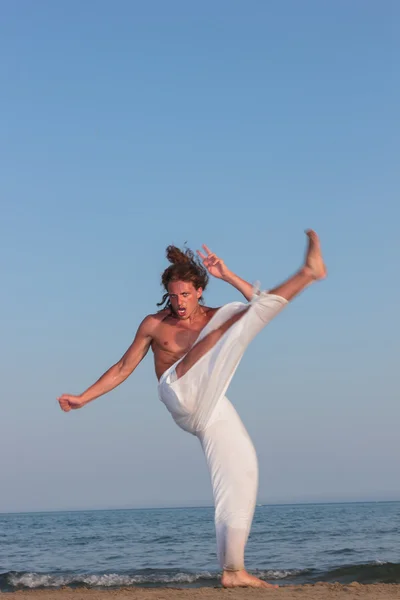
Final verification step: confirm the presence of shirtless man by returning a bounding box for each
[58,230,326,588]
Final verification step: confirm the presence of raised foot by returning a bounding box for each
[304,229,327,281]
[221,569,278,589]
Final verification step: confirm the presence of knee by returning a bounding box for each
[253,292,287,323]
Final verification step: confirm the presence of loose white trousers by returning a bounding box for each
[158,291,287,570]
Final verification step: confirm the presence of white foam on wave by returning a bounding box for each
[8,568,306,589]
[256,569,305,580]
[8,571,216,589]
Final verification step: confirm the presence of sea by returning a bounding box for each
[1,501,399,591]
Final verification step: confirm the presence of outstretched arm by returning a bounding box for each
[197,244,254,302]
[58,316,154,412]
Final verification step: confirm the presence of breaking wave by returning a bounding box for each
[1,562,400,591]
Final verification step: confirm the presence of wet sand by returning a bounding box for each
[6,584,400,599]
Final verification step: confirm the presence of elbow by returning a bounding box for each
[117,361,133,380]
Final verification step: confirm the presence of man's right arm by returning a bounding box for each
[58,316,155,412]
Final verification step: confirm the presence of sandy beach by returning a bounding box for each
[6,585,400,600]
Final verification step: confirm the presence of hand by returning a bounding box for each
[197,245,230,280]
[58,394,85,412]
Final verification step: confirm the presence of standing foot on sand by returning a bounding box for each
[221,569,278,589]
[303,229,327,281]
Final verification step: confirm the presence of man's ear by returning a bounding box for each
[197,287,203,299]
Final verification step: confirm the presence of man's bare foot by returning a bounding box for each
[304,229,327,280]
[221,569,278,589]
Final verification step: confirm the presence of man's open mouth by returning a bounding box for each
[177,308,186,317]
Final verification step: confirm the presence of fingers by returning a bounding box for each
[197,245,223,274]
[197,247,218,265]
[208,256,220,266]
[58,394,72,412]
[197,244,215,257]
[201,244,219,263]
[58,399,71,412]
[196,249,206,260]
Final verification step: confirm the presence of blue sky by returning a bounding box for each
[1,0,399,512]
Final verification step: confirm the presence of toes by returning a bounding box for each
[261,581,278,588]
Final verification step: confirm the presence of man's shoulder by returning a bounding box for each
[204,306,219,316]
[141,309,172,328]
[201,306,219,321]
[134,312,169,341]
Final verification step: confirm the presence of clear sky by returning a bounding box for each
[1,1,399,513]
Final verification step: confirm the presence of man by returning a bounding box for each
[58,230,326,588]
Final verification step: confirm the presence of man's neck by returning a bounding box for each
[187,304,207,325]
[172,304,209,326]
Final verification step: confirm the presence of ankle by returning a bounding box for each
[299,265,316,281]
[222,570,236,585]
[223,568,245,574]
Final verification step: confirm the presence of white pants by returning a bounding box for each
[158,291,287,571]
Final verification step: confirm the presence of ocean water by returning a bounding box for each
[1,502,399,591]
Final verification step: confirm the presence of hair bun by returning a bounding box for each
[165,245,195,265]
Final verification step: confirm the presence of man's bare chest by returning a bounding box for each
[153,310,217,356]
[154,321,205,355]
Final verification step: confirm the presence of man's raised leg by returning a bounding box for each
[175,307,249,378]
[176,230,326,381]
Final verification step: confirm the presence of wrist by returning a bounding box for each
[79,392,90,405]
[221,268,235,283]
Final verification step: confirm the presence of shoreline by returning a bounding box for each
[5,584,400,599]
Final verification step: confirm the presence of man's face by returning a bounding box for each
[167,280,202,320]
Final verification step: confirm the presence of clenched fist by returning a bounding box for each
[58,394,85,412]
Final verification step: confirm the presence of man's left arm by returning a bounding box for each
[197,244,254,302]
[220,269,254,301]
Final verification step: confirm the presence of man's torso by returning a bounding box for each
[149,307,218,380]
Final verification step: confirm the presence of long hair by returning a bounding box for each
[157,245,209,310]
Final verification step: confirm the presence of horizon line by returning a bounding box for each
[2,498,400,516]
